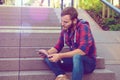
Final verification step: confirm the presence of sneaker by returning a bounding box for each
[55,74,69,80]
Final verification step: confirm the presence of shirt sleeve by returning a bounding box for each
[78,22,93,54]
[54,30,64,52]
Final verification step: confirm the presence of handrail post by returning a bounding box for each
[48,0,50,6]
[107,0,111,18]
[111,0,114,18]
[102,3,106,18]
[71,0,73,7]
[61,0,63,10]
[74,0,80,8]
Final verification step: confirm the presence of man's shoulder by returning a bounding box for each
[78,19,89,25]
[77,19,90,30]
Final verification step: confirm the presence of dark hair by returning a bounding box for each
[61,7,78,20]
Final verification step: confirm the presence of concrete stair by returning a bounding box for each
[0,6,60,27]
[0,54,115,80]
[0,57,105,71]
[0,7,116,80]
[0,31,116,80]
[0,69,115,80]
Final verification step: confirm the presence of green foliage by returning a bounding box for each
[78,0,102,16]
[24,0,34,6]
[78,0,102,11]
[109,24,120,31]
[114,13,120,23]
[102,18,120,31]
[103,18,116,26]
[78,0,120,31]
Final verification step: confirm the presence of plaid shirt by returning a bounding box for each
[54,19,96,58]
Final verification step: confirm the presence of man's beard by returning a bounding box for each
[62,21,75,31]
[68,22,75,31]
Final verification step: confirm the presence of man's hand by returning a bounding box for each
[37,49,48,58]
[48,54,61,62]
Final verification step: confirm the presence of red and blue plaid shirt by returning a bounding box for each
[54,19,96,58]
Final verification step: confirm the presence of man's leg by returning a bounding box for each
[82,56,96,74]
[45,54,96,80]
[44,58,73,80]
[72,54,84,80]
[44,58,66,76]
[72,54,96,80]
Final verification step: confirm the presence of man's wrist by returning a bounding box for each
[58,53,62,59]
[47,51,49,55]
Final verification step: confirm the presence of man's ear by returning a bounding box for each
[73,18,77,24]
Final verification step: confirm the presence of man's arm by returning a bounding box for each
[59,49,86,58]
[47,47,58,54]
[48,49,86,62]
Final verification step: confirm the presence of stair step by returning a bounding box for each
[0,33,59,47]
[0,57,105,71]
[0,7,60,26]
[0,26,61,30]
[0,69,115,80]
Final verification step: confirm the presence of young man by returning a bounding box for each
[38,7,96,80]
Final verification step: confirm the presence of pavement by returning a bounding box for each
[55,8,120,80]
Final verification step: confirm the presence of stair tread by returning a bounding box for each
[0,69,114,76]
[0,57,103,60]
[0,57,105,71]
[21,69,114,75]
[0,7,60,26]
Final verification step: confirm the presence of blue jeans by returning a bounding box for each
[44,54,96,80]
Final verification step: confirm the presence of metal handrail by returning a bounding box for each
[101,0,120,15]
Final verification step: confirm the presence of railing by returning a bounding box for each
[101,0,120,18]
[0,0,83,9]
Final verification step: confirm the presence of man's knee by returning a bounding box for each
[73,54,83,61]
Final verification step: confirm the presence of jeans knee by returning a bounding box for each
[73,54,83,67]
[72,54,84,74]
[73,54,82,62]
